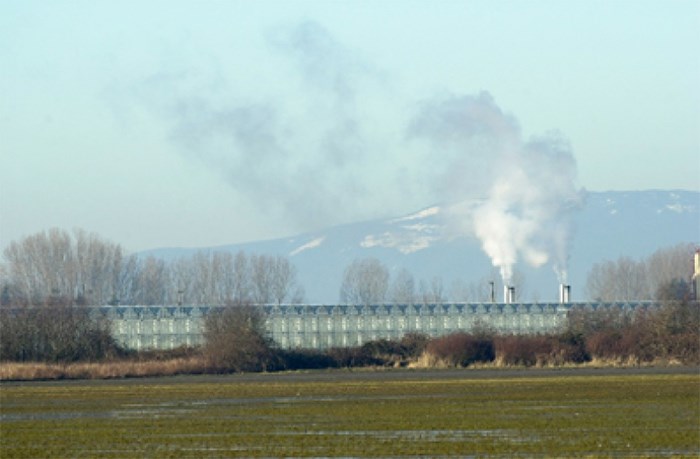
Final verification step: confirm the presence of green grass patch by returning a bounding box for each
[1,372,698,457]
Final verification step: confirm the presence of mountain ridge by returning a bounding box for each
[142,190,700,303]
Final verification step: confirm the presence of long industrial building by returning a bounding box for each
[101,301,657,351]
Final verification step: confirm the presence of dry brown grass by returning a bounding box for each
[0,356,209,381]
[407,352,453,369]
[406,351,687,371]
[1,355,687,381]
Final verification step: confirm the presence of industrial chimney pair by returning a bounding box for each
[492,283,570,303]
[490,282,516,304]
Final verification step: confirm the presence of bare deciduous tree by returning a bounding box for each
[647,243,696,297]
[170,256,195,305]
[1,229,303,307]
[419,276,445,304]
[2,228,133,306]
[468,278,494,303]
[339,258,389,305]
[270,255,301,305]
[232,251,250,303]
[391,268,416,304]
[0,303,123,362]
[203,302,276,372]
[250,254,274,304]
[585,256,649,301]
[585,243,695,301]
[134,256,169,305]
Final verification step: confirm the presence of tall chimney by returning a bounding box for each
[504,285,515,303]
[559,284,571,303]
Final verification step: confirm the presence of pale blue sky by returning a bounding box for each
[1,0,698,251]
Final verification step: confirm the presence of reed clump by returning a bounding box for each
[0,356,209,381]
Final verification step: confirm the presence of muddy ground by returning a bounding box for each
[2,364,697,387]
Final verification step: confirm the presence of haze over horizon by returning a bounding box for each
[2,1,699,253]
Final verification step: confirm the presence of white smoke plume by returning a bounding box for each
[129,21,582,280]
[409,92,583,285]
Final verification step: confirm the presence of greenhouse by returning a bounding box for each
[100,301,655,351]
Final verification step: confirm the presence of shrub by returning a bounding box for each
[425,333,495,367]
[494,335,553,366]
[326,346,384,367]
[202,303,276,372]
[555,331,590,364]
[0,305,123,362]
[361,339,404,362]
[493,333,589,367]
[585,329,627,360]
[568,297,699,364]
[399,333,430,358]
[277,349,339,370]
[278,335,432,370]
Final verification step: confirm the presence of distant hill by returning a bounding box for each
[142,190,700,303]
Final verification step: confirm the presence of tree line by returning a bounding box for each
[585,242,696,301]
[1,228,506,308]
[1,228,303,307]
[1,229,697,370]
[2,229,696,307]
[341,243,696,305]
[340,258,529,304]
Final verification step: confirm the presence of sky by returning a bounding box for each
[1,0,699,253]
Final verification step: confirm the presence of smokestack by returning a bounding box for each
[504,285,515,304]
[489,281,495,303]
[559,284,571,303]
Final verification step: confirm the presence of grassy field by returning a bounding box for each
[1,370,698,457]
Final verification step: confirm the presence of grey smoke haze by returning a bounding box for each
[135,21,399,230]
[136,21,582,280]
[269,20,373,102]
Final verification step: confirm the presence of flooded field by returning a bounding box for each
[1,368,698,457]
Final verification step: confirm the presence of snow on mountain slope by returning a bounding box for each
[141,190,699,303]
[289,236,326,256]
